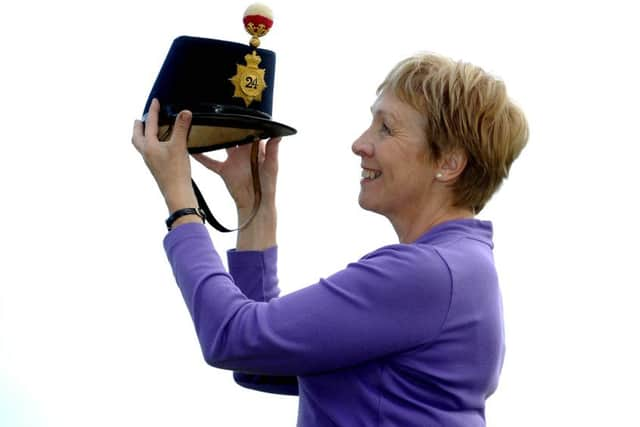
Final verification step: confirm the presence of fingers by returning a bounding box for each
[258,140,266,163]
[132,120,145,154]
[145,98,160,139]
[191,137,280,174]
[266,136,281,148]
[229,143,253,155]
[171,110,192,149]
[192,153,223,174]
[265,137,281,162]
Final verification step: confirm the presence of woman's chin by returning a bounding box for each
[358,193,379,213]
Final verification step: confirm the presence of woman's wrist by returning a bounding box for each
[169,214,204,230]
[165,192,199,214]
[236,203,277,251]
[237,198,275,221]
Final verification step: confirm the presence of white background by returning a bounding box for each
[1,0,639,425]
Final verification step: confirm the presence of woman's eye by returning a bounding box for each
[380,123,392,135]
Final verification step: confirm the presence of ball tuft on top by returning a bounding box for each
[243,3,274,47]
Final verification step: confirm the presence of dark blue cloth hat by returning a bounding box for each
[143,35,296,152]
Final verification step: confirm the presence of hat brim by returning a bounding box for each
[158,112,297,153]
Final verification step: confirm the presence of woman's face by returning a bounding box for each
[352,91,436,220]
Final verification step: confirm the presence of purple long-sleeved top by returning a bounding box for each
[163,219,505,426]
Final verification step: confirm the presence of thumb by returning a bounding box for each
[192,153,224,174]
[170,110,192,148]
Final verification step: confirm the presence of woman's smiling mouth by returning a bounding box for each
[361,168,382,181]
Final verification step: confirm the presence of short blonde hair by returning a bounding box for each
[378,54,529,213]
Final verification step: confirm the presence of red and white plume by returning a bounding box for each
[243,3,274,48]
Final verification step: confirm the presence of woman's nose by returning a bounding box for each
[352,132,374,157]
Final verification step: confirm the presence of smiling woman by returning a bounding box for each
[133,52,529,426]
[353,54,528,243]
[353,90,455,243]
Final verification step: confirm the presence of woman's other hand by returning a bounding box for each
[192,137,281,214]
[193,137,281,250]
[132,99,198,214]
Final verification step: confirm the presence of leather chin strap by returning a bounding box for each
[192,140,262,232]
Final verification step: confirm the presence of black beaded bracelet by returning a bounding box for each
[165,207,206,231]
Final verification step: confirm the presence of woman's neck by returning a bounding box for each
[391,205,474,244]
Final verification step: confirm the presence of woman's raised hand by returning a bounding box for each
[192,137,281,212]
[132,99,198,214]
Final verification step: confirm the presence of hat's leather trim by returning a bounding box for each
[154,112,296,153]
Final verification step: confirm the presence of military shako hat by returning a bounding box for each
[142,4,296,153]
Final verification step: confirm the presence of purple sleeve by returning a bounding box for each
[164,223,451,376]
[227,247,280,302]
[227,247,298,395]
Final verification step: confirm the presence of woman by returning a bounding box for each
[132,53,529,426]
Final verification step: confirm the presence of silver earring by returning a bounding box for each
[435,172,444,179]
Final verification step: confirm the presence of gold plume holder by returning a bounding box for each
[229,3,273,107]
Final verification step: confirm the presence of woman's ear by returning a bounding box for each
[435,149,467,182]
